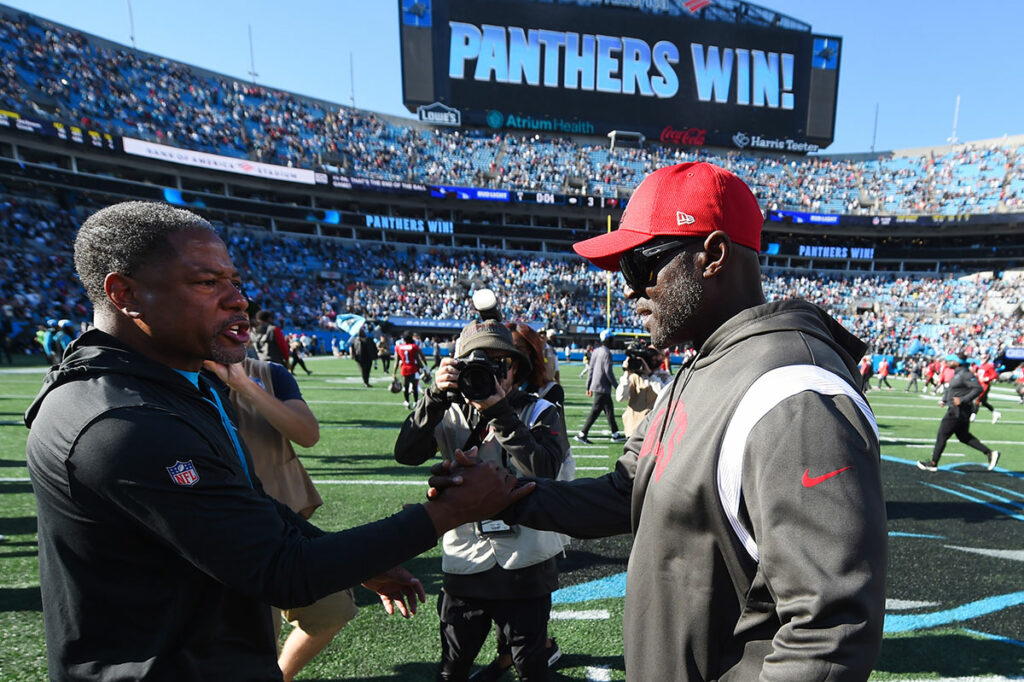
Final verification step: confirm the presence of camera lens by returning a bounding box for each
[459,364,495,400]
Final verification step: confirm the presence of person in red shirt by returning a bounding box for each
[937,362,956,393]
[971,357,1002,424]
[876,357,893,391]
[858,355,873,392]
[393,331,427,408]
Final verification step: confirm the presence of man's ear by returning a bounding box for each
[699,230,732,278]
[104,272,142,319]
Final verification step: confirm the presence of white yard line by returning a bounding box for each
[551,609,611,620]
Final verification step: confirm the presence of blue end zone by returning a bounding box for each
[552,572,626,604]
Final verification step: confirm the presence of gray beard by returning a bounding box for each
[648,259,704,348]
[211,341,247,366]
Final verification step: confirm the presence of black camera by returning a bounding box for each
[625,340,657,373]
[454,350,508,401]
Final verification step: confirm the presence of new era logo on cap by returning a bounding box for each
[676,211,695,225]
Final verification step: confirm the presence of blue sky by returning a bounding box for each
[6,0,1024,154]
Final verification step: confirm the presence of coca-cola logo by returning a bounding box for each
[659,125,707,146]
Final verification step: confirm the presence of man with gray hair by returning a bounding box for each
[24,201,531,680]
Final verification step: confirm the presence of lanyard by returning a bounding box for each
[201,380,253,487]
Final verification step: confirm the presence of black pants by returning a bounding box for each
[978,388,996,413]
[291,353,310,374]
[436,590,551,682]
[381,356,391,373]
[403,374,420,402]
[931,408,990,464]
[580,390,618,436]
[358,360,373,386]
[877,376,892,389]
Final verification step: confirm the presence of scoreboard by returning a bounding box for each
[399,0,841,151]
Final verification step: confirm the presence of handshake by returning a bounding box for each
[420,447,533,536]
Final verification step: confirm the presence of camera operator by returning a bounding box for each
[615,342,670,438]
[394,319,570,681]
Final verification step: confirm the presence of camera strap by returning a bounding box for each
[460,412,510,469]
[461,411,489,452]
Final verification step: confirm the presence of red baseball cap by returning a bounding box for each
[573,162,764,270]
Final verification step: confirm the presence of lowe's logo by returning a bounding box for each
[417,102,461,126]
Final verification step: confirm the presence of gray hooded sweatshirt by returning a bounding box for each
[506,299,887,681]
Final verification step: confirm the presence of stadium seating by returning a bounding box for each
[1,7,1023,365]
[2,180,1021,365]
[2,7,1024,214]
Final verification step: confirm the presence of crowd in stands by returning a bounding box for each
[3,190,1023,368]
[3,8,1024,216]
[2,9,1024,369]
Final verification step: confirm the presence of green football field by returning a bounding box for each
[1,354,1022,680]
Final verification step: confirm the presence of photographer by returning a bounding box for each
[615,342,670,438]
[394,319,569,681]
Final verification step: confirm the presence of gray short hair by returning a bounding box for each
[74,201,216,310]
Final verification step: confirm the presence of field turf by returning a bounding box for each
[1,355,1022,680]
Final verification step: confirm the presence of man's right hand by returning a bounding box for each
[421,447,534,536]
[433,357,461,393]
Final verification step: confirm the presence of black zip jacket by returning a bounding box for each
[25,329,437,681]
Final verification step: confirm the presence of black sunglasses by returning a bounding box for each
[619,238,704,292]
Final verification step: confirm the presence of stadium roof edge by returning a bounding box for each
[528,0,811,32]
[680,0,811,32]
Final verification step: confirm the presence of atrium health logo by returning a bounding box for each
[732,132,750,148]
[486,110,504,129]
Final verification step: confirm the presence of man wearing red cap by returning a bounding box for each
[495,163,887,680]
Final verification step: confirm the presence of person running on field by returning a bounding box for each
[918,353,1000,472]
[394,331,427,408]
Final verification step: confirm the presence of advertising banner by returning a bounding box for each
[399,0,840,148]
[0,110,117,150]
[122,137,318,185]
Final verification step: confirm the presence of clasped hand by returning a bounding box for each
[423,448,533,530]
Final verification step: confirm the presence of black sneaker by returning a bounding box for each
[574,432,592,444]
[610,432,626,442]
[916,460,938,472]
[988,450,1000,471]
